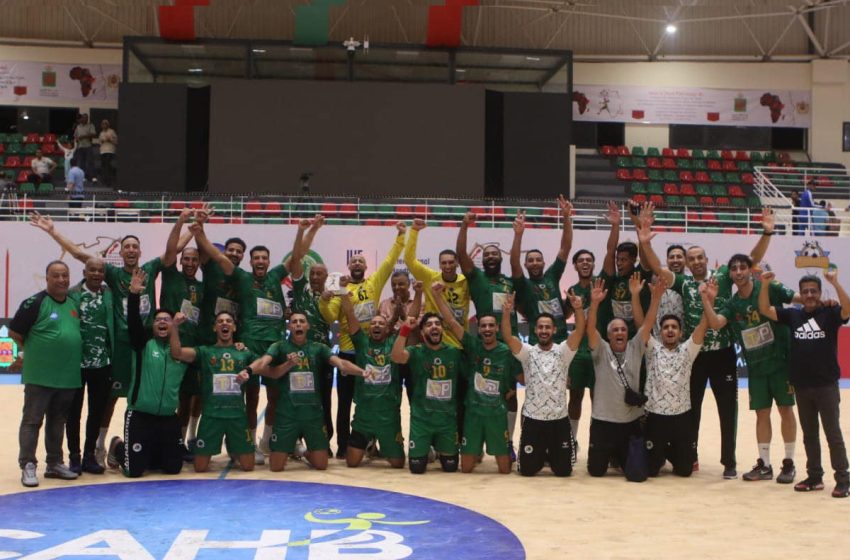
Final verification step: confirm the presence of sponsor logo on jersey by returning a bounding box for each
[794,317,826,340]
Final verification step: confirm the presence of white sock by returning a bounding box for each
[507,411,517,443]
[96,428,108,449]
[187,416,200,441]
[784,442,795,461]
[758,443,771,466]
[569,417,579,439]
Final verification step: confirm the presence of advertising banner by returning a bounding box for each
[0,60,121,105]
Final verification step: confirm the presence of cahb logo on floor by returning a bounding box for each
[0,480,524,559]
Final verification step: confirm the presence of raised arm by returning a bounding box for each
[699,278,727,330]
[500,293,523,354]
[340,292,361,336]
[565,291,585,351]
[586,278,607,350]
[629,272,647,328]
[190,221,234,275]
[757,271,779,321]
[127,269,149,352]
[329,355,367,377]
[169,312,198,363]
[825,269,850,321]
[29,211,94,263]
[636,206,675,286]
[640,276,667,344]
[692,313,709,346]
[371,222,407,289]
[409,280,424,321]
[456,212,477,275]
[162,208,192,267]
[288,218,311,279]
[430,282,464,341]
[749,207,775,266]
[602,201,621,276]
[390,316,416,364]
[404,219,435,280]
[556,195,574,263]
[510,211,525,279]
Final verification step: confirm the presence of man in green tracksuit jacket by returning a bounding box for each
[107,269,187,477]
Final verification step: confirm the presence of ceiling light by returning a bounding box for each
[666,24,677,34]
[252,48,267,54]
[188,68,203,73]
[21,111,29,120]
[456,68,466,73]
[526,56,541,62]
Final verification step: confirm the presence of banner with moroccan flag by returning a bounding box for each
[0,60,121,106]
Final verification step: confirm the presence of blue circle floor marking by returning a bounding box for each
[0,479,525,559]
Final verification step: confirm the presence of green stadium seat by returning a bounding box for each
[725,172,740,183]
[631,157,646,168]
[696,184,712,196]
[22,144,38,155]
[763,151,777,162]
[692,159,707,171]
[710,172,725,183]
[616,156,631,168]
[6,134,23,143]
[646,147,660,157]
[711,184,726,197]
[6,143,22,154]
[630,182,647,195]
[731,198,746,208]
[707,150,721,160]
[676,158,691,170]
[647,182,663,195]
[737,161,753,172]
[665,195,681,206]
[750,152,763,163]
[746,197,761,208]
[691,149,705,159]
[682,196,698,206]
[647,169,663,181]
[631,147,645,157]
[19,182,35,194]
[663,170,678,182]
[36,183,54,195]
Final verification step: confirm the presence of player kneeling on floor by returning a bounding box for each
[237,311,367,472]
[170,310,259,472]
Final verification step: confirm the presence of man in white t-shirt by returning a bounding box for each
[586,276,664,481]
[98,120,118,187]
[27,149,56,186]
[73,114,97,179]
[501,291,585,477]
[644,310,708,477]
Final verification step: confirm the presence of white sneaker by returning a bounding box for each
[294,440,307,460]
[254,449,265,465]
[21,462,38,487]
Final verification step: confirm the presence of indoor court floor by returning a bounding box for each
[0,383,847,559]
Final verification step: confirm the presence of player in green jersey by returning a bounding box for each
[702,253,801,484]
[392,313,464,474]
[340,292,407,469]
[170,310,258,473]
[431,282,519,474]
[565,248,596,444]
[238,311,367,472]
[510,195,574,345]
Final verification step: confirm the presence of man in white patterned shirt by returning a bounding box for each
[501,292,585,477]
[644,308,708,477]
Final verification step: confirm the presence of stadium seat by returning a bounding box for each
[680,183,696,196]
[19,182,35,194]
[725,172,740,183]
[36,183,54,195]
[208,216,226,224]
[21,156,35,169]
[631,147,645,157]
[676,158,691,170]
[16,170,28,182]
[633,169,648,181]
[692,159,707,171]
[319,202,337,215]
[746,197,761,208]
[265,201,283,215]
[686,210,701,223]
[339,203,357,216]
[679,170,694,182]
[630,181,646,194]
[616,156,631,168]
[4,156,20,168]
[696,184,712,196]
[244,200,263,214]
[396,205,414,218]
[23,133,40,144]
[646,147,660,157]
[708,159,722,171]
[23,144,38,155]
[731,198,747,208]
[647,169,663,181]
[711,184,726,197]
[647,157,662,169]
[738,161,753,172]
[632,157,646,168]
[721,150,734,160]
[715,196,731,206]
[631,194,647,204]
[662,170,677,182]
[662,148,675,157]
[728,185,745,197]
[647,182,663,195]
[682,196,698,206]
[600,145,616,156]
[663,183,679,195]
[676,148,690,158]
[42,133,56,144]
[722,160,737,171]
[40,143,56,155]
[665,195,681,206]
[615,146,629,156]
[741,173,754,185]
[17,199,34,210]
[662,158,677,170]
[735,151,750,161]
[649,194,664,206]
[709,172,725,183]
[114,199,131,208]
[706,150,720,160]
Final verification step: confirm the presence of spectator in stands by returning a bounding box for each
[98,120,117,188]
[790,190,804,236]
[799,180,816,233]
[57,139,76,184]
[65,158,85,205]
[73,114,97,180]
[823,201,840,236]
[811,201,830,237]
[27,149,56,186]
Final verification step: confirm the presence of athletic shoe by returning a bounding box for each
[508,443,517,463]
[294,440,308,460]
[94,445,106,468]
[82,455,105,475]
[254,449,266,465]
[427,446,437,464]
[69,456,83,475]
[742,459,773,481]
[21,462,38,488]
[794,477,824,492]
[44,463,79,480]
[722,467,737,480]
[692,461,700,472]
[182,439,196,463]
[258,438,271,456]
[832,480,850,498]
[106,436,122,469]
[776,458,796,484]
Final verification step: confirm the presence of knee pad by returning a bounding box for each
[440,454,459,473]
[409,456,428,474]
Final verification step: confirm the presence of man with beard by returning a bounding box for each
[320,223,406,458]
[237,312,367,472]
[702,254,799,484]
[191,218,319,461]
[392,313,463,474]
[340,290,411,469]
[30,210,190,468]
[169,310,259,473]
[501,291,586,477]
[638,206,776,478]
[509,195,574,344]
[758,270,849,498]
[106,270,188,478]
[565,249,597,444]
[653,245,686,336]
[379,271,425,337]
[586,277,664,481]
[431,282,519,474]
[405,218,469,349]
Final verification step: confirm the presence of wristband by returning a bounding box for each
[399,324,412,337]
[762,230,774,236]
[245,366,253,376]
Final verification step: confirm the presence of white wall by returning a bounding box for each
[574,60,850,169]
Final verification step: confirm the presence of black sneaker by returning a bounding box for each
[832,480,850,498]
[776,458,796,484]
[794,477,824,492]
[722,467,737,479]
[182,439,196,463]
[742,459,773,481]
[106,436,122,470]
[68,456,82,475]
[82,455,105,475]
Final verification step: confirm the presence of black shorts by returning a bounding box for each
[518,415,575,477]
[122,409,184,478]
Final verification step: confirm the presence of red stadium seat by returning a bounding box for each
[616,146,630,156]
[364,219,382,226]
[320,202,337,215]
[245,200,263,213]
[679,171,694,182]
[114,199,131,209]
[647,157,662,169]
[663,183,679,195]
[40,143,56,155]
[723,227,740,235]
[148,216,163,223]
[675,148,690,158]
[715,196,731,206]
[741,173,754,185]
[735,151,750,161]
[720,150,734,160]
[414,204,428,217]
[16,170,28,182]
[699,196,715,206]
[686,211,700,223]
[24,133,41,144]
[338,203,357,216]
[42,133,57,144]
[662,148,675,157]
[396,205,414,217]
[649,194,664,206]
[21,156,34,168]
[4,156,20,168]
[265,201,282,215]
[169,200,186,211]
[616,168,632,181]
[0,144,5,155]
[600,145,616,156]
[694,171,710,183]
[632,169,648,181]
[17,199,34,210]
[680,183,696,195]
[230,217,244,224]
[209,216,226,224]
[632,194,647,205]
[708,159,722,170]
[722,160,737,171]
[661,158,677,170]
[728,185,745,197]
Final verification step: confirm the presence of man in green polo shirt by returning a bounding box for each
[66,257,114,475]
[11,260,82,487]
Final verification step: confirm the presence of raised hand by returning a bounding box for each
[412,218,427,231]
[431,281,445,295]
[761,207,775,234]
[129,268,147,295]
[699,277,718,302]
[502,292,515,315]
[824,268,838,285]
[462,212,477,227]
[297,217,311,232]
[558,194,573,219]
[173,312,187,326]
[412,280,424,292]
[651,275,668,297]
[395,222,407,235]
[188,221,203,236]
[403,316,418,331]
[605,201,621,226]
[310,214,325,230]
[629,271,646,296]
[512,211,526,234]
[639,202,655,228]
[591,277,608,303]
[567,289,583,312]
[29,211,54,234]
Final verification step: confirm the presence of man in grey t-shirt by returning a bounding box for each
[586,276,664,480]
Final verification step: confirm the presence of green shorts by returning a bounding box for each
[461,411,509,456]
[568,353,595,392]
[110,341,133,398]
[195,415,255,456]
[748,362,795,410]
[180,364,202,396]
[408,414,458,458]
[270,410,329,453]
[351,413,405,459]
